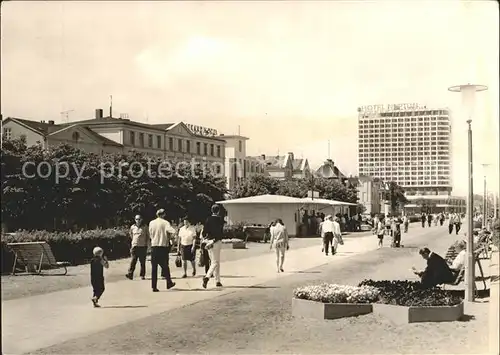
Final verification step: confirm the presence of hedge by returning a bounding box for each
[223,223,245,239]
[1,228,130,274]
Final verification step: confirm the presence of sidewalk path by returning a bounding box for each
[0,225,463,354]
[30,224,491,355]
[1,237,330,301]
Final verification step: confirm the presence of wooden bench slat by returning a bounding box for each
[6,241,69,275]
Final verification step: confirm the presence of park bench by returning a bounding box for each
[7,242,71,275]
[442,247,487,290]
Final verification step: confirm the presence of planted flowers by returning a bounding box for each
[293,283,380,304]
[358,280,463,307]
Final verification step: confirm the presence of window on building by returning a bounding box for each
[210,144,214,156]
[139,133,145,147]
[196,142,201,155]
[178,139,183,152]
[204,143,208,155]
[148,134,153,148]
[239,141,242,152]
[157,135,162,149]
[186,140,191,153]
[3,127,12,140]
[216,165,221,174]
[130,131,135,146]
[169,137,173,151]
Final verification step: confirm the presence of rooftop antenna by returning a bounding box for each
[109,95,113,118]
[328,139,331,159]
[60,109,74,123]
[145,112,149,123]
[238,125,241,135]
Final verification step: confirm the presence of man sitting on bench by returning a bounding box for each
[412,247,455,288]
[449,240,466,278]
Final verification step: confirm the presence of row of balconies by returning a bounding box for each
[360,114,449,121]
[359,123,450,129]
[359,129,450,136]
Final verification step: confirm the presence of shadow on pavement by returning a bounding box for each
[220,275,255,279]
[223,285,279,289]
[289,271,322,274]
[7,274,78,277]
[448,289,490,299]
[100,305,148,309]
[458,314,476,322]
[171,288,224,292]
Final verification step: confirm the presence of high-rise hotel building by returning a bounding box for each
[357,103,452,196]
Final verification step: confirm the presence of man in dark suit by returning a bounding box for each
[412,247,455,288]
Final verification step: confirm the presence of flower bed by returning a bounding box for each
[358,280,462,307]
[220,238,246,249]
[292,283,379,320]
[358,280,464,323]
[294,283,380,304]
[221,238,244,244]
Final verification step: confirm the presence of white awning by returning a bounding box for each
[216,194,303,205]
[300,197,357,206]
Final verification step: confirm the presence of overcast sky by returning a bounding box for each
[1,0,498,195]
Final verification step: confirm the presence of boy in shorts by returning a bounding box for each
[91,246,109,308]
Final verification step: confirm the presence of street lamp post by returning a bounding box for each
[482,164,490,229]
[448,83,488,302]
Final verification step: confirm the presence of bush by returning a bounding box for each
[293,283,380,304]
[358,280,463,307]
[223,223,246,239]
[1,227,131,272]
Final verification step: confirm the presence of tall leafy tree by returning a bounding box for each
[231,173,358,203]
[1,139,227,231]
[381,181,408,214]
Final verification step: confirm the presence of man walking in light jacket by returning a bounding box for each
[149,209,176,292]
[269,219,289,272]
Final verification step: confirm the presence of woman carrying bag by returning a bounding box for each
[197,224,211,275]
[176,218,197,278]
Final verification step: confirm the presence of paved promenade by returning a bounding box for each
[1,224,489,354]
[489,249,499,354]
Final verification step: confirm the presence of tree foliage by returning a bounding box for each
[231,174,358,203]
[381,181,408,214]
[1,138,226,231]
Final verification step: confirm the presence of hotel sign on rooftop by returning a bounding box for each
[358,103,426,113]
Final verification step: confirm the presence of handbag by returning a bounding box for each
[336,234,344,245]
[198,249,205,267]
[175,254,182,268]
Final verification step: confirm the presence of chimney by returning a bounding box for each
[287,152,294,161]
[48,120,55,125]
[95,109,104,119]
[261,154,266,160]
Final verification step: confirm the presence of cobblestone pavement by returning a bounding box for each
[5,223,491,355]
